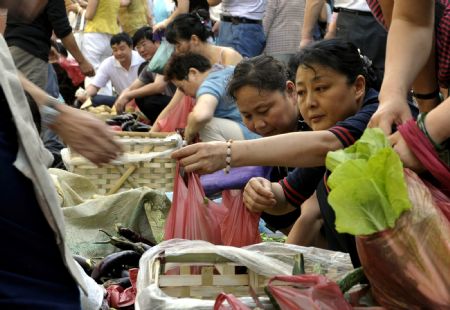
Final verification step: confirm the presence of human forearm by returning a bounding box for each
[424,98,450,144]
[379,1,434,103]
[301,0,325,44]
[269,183,295,215]
[85,0,98,20]
[207,0,221,6]
[60,33,86,64]
[185,112,211,143]
[232,131,341,168]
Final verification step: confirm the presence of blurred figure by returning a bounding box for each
[119,0,151,36]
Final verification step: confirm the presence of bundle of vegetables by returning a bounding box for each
[105,114,151,132]
[76,224,154,309]
[326,128,450,308]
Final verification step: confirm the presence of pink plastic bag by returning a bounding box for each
[164,162,227,244]
[58,56,85,86]
[267,275,352,310]
[220,190,261,247]
[157,95,194,132]
[213,293,251,310]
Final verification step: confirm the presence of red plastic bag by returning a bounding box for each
[267,275,352,310]
[220,190,261,247]
[106,268,138,308]
[214,293,251,310]
[164,162,227,244]
[58,56,85,86]
[353,119,450,309]
[157,95,194,132]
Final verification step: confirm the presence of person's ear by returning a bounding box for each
[354,75,366,101]
[286,80,297,99]
[190,34,200,45]
[188,67,199,80]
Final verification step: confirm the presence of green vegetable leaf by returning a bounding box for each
[326,128,412,236]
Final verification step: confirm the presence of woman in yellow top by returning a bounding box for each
[119,0,152,37]
[81,0,129,70]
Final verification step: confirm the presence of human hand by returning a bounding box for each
[243,177,276,213]
[153,21,166,32]
[389,131,425,173]
[51,104,122,165]
[368,98,413,135]
[114,91,130,114]
[299,37,313,49]
[171,141,227,174]
[78,59,95,77]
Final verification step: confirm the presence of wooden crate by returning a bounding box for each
[149,253,279,300]
[62,132,181,195]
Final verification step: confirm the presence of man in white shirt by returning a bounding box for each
[76,32,145,105]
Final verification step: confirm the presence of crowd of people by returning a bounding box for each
[0,0,449,308]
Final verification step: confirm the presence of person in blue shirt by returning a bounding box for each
[164,52,259,143]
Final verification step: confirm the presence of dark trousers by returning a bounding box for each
[336,10,388,73]
[0,103,80,309]
[135,94,171,124]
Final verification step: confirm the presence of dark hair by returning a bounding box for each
[166,9,211,44]
[132,26,154,47]
[164,52,212,81]
[227,55,290,99]
[110,32,133,47]
[289,39,382,91]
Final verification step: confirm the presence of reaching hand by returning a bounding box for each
[389,131,425,173]
[51,104,122,165]
[78,59,95,77]
[171,141,228,174]
[368,99,413,135]
[243,177,276,213]
[114,91,130,114]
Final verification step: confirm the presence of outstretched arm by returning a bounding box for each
[172,130,342,174]
[369,0,435,134]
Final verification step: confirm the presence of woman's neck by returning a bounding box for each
[200,44,222,65]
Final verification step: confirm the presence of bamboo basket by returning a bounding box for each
[149,252,281,300]
[62,132,182,195]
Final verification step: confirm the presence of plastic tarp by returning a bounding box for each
[135,239,354,310]
[50,169,171,259]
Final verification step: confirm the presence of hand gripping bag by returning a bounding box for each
[164,162,227,244]
[220,190,261,247]
[267,275,352,310]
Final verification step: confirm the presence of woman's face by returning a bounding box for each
[174,39,191,53]
[295,64,365,131]
[235,83,299,137]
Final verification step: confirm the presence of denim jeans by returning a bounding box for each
[216,21,266,58]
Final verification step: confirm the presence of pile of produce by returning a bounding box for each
[75,224,155,309]
[105,114,151,132]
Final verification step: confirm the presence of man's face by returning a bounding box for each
[135,38,158,61]
[0,0,47,22]
[111,41,132,65]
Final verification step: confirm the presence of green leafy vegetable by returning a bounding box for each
[325,128,412,236]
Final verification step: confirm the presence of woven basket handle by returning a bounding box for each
[107,144,152,195]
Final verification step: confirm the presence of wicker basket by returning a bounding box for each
[150,252,279,300]
[62,132,182,195]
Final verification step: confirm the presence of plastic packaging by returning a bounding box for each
[220,190,261,247]
[156,95,194,132]
[164,164,227,244]
[267,274,352,310]
[214,293,252,310]
[356,169,450,308]
[135,239,354,310]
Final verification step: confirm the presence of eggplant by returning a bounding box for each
[91,250,141,283]
[97,229,149,254]
[121,119,137,131]
[115,224,155,246]
[73,254,94,275]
